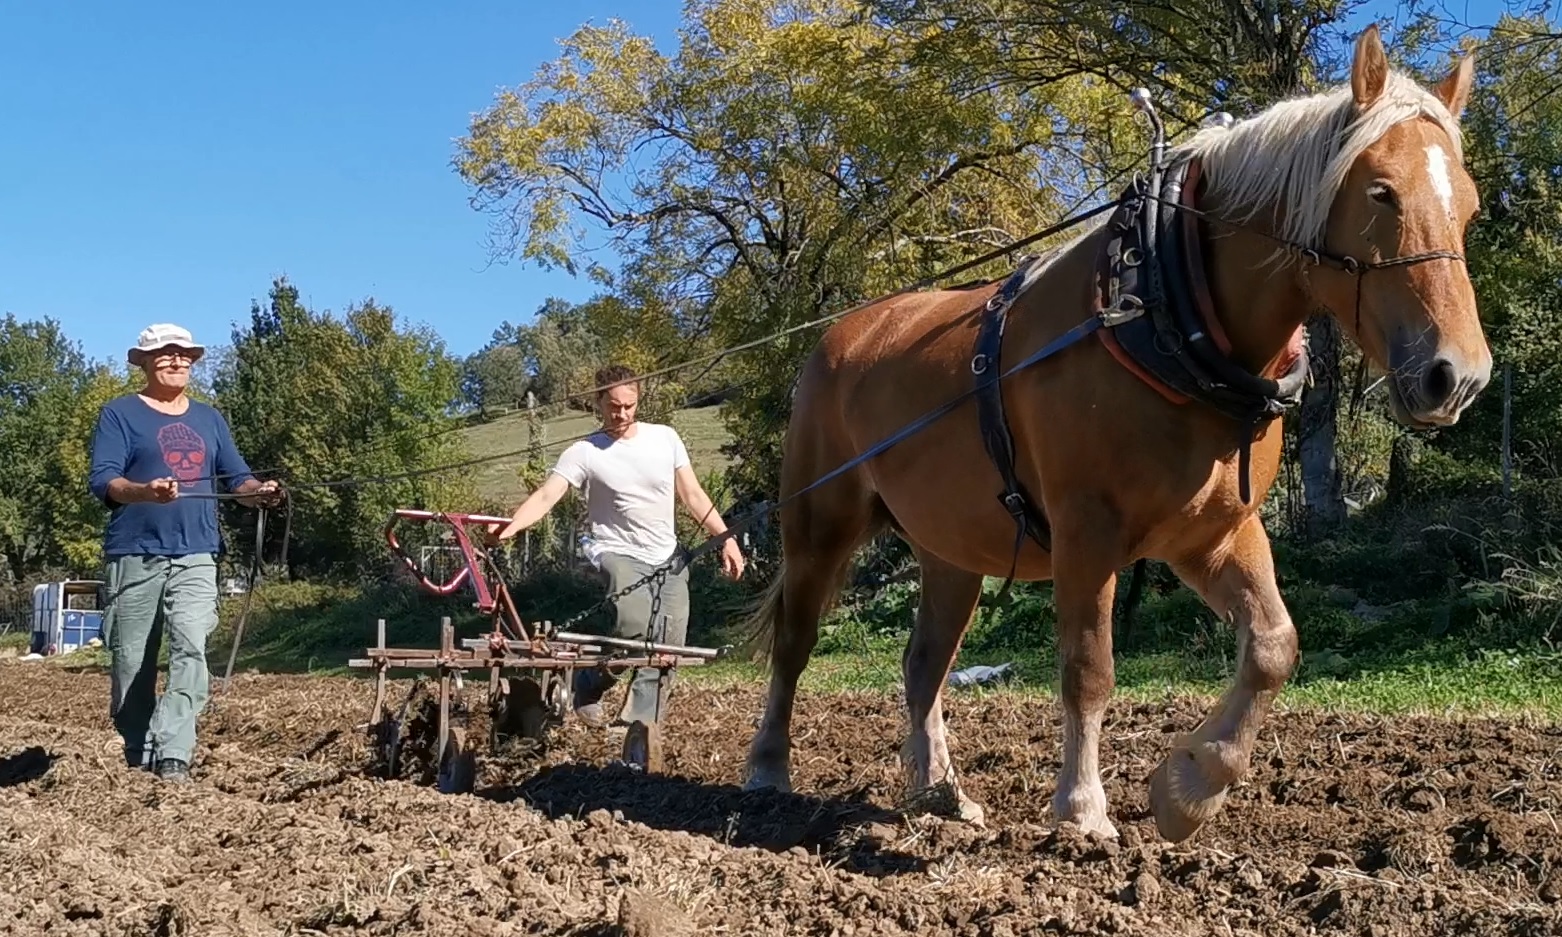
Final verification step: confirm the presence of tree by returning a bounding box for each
[872,0,1359,127]
[212,278,477,576]
[461,342,531,416]
[520,298,610,408]
[456,0,1111,499]
[51,363,142,571]
[0,315,99,582]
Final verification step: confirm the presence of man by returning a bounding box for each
[493,364,744,742]
[88,323,281,782]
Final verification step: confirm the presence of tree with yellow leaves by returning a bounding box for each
[456,0,1133,496]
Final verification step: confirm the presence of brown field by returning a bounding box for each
[3,661,1560,936]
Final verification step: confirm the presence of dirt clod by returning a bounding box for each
[614,889,688,937]
[1125,871,1161,905]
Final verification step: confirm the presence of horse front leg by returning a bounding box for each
[1150,513,1299,842]
[1051,535,1121,839]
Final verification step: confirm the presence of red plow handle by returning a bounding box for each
[383,509,511,609]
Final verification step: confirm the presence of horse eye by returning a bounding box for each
[1368,183,1397,206]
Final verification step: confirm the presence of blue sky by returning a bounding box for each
[0,1,683,368]
[0,0,1511,371]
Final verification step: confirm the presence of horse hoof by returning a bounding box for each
[1051,789,1118,839]
[957,796,988,828]
[900,781,986,826]
[1148,748,1229,843]
[742,768,792,794]
[1070,814,1118,839]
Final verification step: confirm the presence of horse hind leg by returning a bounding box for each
[1148,514,1299,842]
[742,496,881,794]
[900,547,987,825]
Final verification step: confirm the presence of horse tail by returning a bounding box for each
[738,563,787,671]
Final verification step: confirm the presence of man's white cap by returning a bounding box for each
[128,323,205,366]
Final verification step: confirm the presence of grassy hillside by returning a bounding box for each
[461,403,736,506]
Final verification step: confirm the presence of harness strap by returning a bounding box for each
[972,254,1056,603]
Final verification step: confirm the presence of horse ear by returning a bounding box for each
[1434,53,1475,119]
[1351,24,1389,108]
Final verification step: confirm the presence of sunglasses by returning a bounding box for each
[149,348,195,362]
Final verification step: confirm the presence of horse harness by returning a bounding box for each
[971,118,1473,599]
[970,156,1311,596]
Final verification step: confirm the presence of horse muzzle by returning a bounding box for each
[1386,342,1491,428]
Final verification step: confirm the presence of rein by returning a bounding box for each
[1139,191,1467,276]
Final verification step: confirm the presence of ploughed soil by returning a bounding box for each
[3,660,1561,936]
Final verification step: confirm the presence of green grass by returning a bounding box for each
[461,403,734,505]
[671,631,1562,720]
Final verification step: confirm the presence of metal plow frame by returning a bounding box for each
[349,508,729,792]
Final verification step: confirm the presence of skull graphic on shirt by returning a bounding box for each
[157,422,207,482]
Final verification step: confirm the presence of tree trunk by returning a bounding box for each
[1298,315,1345,537]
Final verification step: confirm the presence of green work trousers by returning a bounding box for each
[596,551,691,725]
[103,553,220,768]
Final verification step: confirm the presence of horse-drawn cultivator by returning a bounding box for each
[348,509,728,792]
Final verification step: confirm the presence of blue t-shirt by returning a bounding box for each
[87,395,257,558]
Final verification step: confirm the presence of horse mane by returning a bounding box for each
[1169,70,1463,260]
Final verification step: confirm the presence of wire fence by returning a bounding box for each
[0,593,28,640]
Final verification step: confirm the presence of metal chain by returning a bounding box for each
[647,571,667,726]
[647,573,664,645]
[552,563,672,635]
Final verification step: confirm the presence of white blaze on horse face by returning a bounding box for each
[1426,143,1455,220]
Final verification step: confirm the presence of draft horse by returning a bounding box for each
[741,26,1490,843]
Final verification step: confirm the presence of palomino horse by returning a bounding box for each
[740,25,1489,843]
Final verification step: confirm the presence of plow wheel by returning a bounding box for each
[385,679,479,793]
[622,720,664,774]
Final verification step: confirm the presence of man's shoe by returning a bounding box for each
[573,702,612,729]
[154,758,191,783]
[571,668,615,727]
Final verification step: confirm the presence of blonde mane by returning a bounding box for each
[1170,70,1463,254]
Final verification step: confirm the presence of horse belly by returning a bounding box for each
[859,402,1057,581]
[810,285,1071,579]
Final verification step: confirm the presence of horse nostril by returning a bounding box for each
[1421,358,1457,409]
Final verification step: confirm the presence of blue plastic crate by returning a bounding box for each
[60,609,104,652]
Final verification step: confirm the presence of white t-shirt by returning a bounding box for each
[550,422,691,565]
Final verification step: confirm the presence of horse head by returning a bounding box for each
[1321,25,1489,427]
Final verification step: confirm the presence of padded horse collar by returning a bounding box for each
[1093,157,1310,504]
